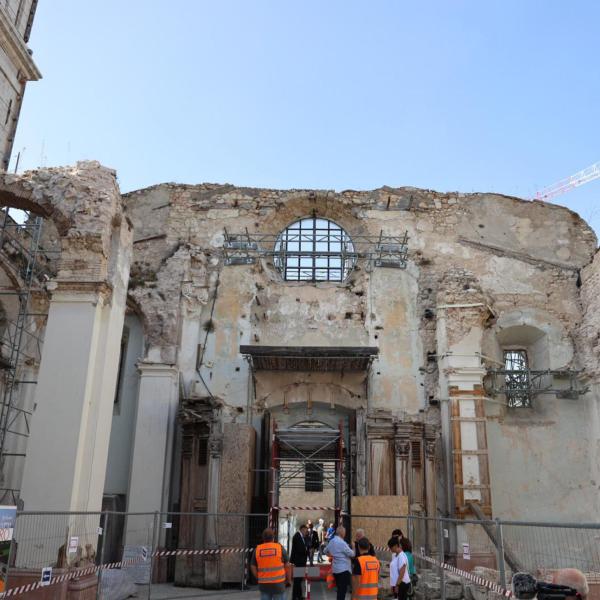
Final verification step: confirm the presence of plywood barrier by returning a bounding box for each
[351,495,408,552]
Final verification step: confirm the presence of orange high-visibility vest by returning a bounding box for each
[255,542,286,585]
[326,557,336,588]
[356,554,380,599]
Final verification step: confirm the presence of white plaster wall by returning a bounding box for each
[486,395,597,521]
[20,295,103,510]
[104,314,143,496]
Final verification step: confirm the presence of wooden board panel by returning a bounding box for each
[351,495,408,552]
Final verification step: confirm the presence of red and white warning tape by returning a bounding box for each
[153,547,251,557]
[0,547,255,598]
[271,506,340,511]
[372,545,512,598]
[416,552,512,598]
[0,556,146,598]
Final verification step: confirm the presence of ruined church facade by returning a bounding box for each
[1,162,600,576]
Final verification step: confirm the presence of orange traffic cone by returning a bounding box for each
[326,559,336,589]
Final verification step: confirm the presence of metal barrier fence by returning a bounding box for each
[1,510,599,599]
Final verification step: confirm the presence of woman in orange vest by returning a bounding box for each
[250,528,292,600]
[352,537,380,600]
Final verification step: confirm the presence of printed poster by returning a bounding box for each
[0,506,17,593]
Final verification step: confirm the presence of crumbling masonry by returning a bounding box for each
[2,163,600,584]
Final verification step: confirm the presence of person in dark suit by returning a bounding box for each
[290,524,308,600]
[307,522,320,566]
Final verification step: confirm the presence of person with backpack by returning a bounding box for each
[400,537,417,596]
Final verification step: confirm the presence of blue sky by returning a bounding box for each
[12,1,600,234]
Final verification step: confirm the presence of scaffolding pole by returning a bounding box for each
[0,208,50,504]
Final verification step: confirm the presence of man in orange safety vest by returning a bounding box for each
[352,537,380,600]
[250,528,292,600]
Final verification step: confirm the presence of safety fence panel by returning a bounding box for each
[2,511,600,599]
[500,521,600,578]
[12,512,103,571]
[97,511,156,599]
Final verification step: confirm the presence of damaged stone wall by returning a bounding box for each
[124,181,600,523]
[0,161,133,516]
[577,249,600,519]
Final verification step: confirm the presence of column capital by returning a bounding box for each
[425,439,437,459]
[136,361,178,377]
[208,433,223,458]
[394,438,410,458]
[46,280,113,305]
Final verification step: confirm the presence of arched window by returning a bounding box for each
[274,217,355,282]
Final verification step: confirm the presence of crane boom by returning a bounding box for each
[534,161,600,201]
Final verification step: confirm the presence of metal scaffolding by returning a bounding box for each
[486,368,587,404]
[0,208,54,503]
[222,228,409,273]
[269,422,345,530]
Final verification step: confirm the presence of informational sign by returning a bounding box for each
[97,527,103,535]
[0,506,16,542]
[68,536,79,554]
[162,522,172,529]
[443,528,449,538]
[40,567,52,586]
[462,543,471,560]
[0,506,16,593]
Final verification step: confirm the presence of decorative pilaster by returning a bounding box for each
[394,426,411,497]
[436,283,493,518]
[409,422,425,511]
[424,426,438,550]
[125,362,179,549]
[204,423,223,588]
[355,408,367,496]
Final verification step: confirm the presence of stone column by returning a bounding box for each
[21,282,126,512]
[125,362,179,546]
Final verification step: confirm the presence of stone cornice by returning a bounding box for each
[46,280,113,304]
[0,7,41,81]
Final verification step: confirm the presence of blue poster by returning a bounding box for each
[0,506,16,593]
[0,506,16,537]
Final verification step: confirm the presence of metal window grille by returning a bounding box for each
[304,462,324,492]
[504,350,532,408]
[273,217,355,282]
